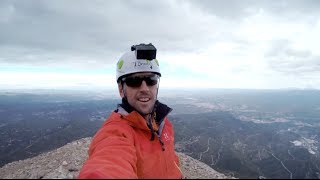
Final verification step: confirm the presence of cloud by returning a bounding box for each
[265,39,320,75]
[0,0,222,68]
[0,71,116,89]
[1,0,320,89]
[187,0,320,20]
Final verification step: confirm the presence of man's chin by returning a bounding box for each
[140,109,152,115]
[134,102,155,115]
[136,106,152,115]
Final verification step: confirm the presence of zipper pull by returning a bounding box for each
[158,137,165,151]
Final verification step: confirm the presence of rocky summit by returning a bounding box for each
[0,137,233,179]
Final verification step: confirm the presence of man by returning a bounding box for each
[78,43,183,179]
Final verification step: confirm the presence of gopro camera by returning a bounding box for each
[131,43,157,60]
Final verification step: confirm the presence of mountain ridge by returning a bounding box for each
[0,137,234,179]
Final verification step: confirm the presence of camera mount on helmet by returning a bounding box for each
[131,43,157,60]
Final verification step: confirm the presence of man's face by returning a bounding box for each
[118,72,159,117]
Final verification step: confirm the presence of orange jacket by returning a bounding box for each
[78,107,183,178]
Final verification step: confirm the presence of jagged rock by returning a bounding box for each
[0,137,233,179]
[177,152,233,179]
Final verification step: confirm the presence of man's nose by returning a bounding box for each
[139,80,149,91]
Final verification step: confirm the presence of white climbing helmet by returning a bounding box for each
[116,44,161,82]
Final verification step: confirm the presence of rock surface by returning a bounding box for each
[0,137,233,179]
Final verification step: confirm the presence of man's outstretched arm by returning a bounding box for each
[78,122,137,179]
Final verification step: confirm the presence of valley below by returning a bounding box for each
[0,89,319,178]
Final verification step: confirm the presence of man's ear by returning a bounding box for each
[118,83,125,98]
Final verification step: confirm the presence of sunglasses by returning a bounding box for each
[122,74,159,87]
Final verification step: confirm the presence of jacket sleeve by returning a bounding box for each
[78,121,138,179]
[166,117,180,167]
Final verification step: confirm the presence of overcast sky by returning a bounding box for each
[1,0,320,90]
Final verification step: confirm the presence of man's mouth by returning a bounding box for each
[138,97,150,102]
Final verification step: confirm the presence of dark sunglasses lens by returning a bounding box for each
[125,77,143,87]
[145,76,158,86]
[124,75,158,87]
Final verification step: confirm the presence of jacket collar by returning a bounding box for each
[115,98,172,131]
